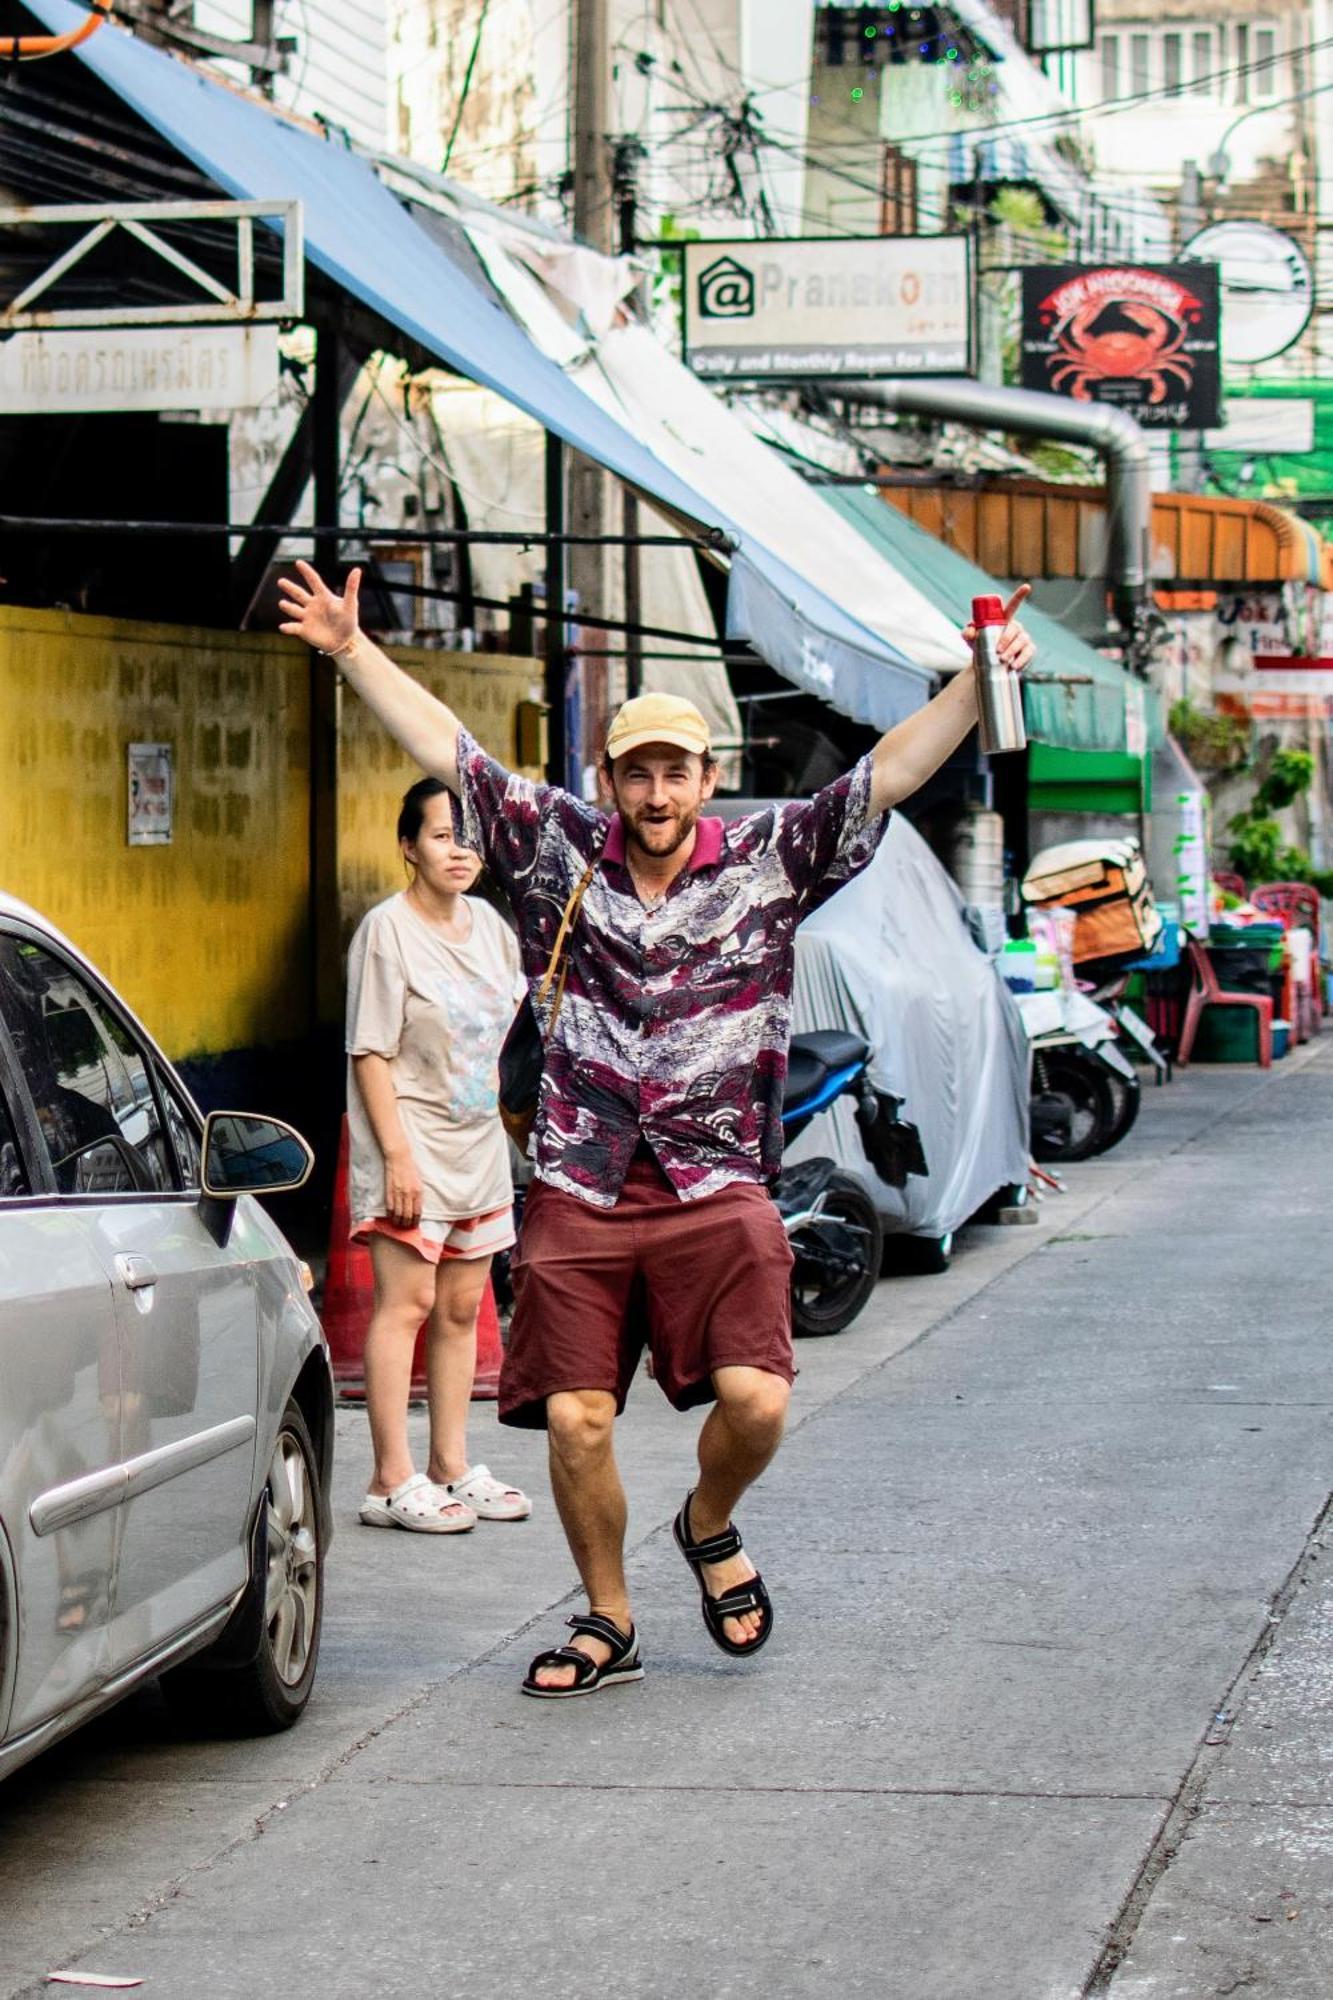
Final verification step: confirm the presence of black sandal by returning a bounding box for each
[521,1613,644,1699]
[673,1492,774,1658]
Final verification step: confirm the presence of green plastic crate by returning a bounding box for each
[1208,923,1284,968]
[1194,1005,1264,1062]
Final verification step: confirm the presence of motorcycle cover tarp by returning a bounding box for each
[787,814,1030,1237]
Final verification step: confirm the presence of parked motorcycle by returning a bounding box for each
[1017,989,1141,1163]
[777,1030,928,1336]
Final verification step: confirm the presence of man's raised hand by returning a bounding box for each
[277,560,362,656]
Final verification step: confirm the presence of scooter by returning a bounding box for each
[1016,988,1141,1163]
[777,1030,928,1337]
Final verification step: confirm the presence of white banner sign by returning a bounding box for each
[0,325,280,415]
[1250,657,1333,696]
[1204,397,1315,456]
[127,742,173,847]
[681,236,972,380]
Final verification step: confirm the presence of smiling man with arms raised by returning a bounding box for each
[279,559,1033,1697]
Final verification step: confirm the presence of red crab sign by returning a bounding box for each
[1020,263,1221,431]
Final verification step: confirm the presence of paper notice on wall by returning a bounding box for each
[1124,680,1147,759]
[127,743,173,847]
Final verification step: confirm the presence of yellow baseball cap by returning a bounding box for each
[605,692,711,761]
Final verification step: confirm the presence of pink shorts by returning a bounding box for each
[352,1205,516,1265]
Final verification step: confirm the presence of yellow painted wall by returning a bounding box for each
[0,608,537,1062]
[0,606,310,1061]
[337,646,543,942]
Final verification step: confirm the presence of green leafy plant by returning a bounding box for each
[1255,748,1314,813]
[651,214,701,328]
[1226,747,1317,885]
[1169,699,1251,773]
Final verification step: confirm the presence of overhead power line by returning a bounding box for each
[640,25,1333,152]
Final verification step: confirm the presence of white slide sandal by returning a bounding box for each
[358,1472,477,1533]
[443,1464,532,1521]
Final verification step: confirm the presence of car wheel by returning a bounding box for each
[883,1231,954,1275]
[165,1397,324,1734]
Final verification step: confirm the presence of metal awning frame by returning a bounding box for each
[0,198,304,329]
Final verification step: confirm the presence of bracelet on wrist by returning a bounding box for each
[319,633,359,661]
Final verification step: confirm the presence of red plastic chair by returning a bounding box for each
[1213,870,1247,900]
[1177,939,1272,1068]
[1251,883,1322,1038]
[1251,881,1320,946]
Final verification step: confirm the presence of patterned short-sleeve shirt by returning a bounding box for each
[453,726,888,1209]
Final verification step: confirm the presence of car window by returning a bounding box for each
[158,1069,203,1189]
[0,1081,30,1197]
[0,937,175,1196]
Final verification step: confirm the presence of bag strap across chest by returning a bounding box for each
[536,856,597,1036]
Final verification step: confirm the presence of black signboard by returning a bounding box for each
[1020,262,1221,430]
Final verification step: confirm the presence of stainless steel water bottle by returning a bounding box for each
[972,594,1027,756]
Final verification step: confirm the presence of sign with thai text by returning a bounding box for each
[127,742,173,847]
[1020,263,1221,430]
[681,236,972,379]
[0,325,280,415]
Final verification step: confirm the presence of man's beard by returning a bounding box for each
[624,804,698,859]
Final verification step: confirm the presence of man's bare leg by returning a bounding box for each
[686,1364,790,1648]
[533,1388,632,1689]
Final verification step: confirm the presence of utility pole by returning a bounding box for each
[572,0,613,256]
[616,136,647,700]
[567,0,613,786]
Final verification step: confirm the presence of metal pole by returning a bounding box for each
[617,137,644,701]
[309,321,343,1038]
[1176,160,1206,494]
[545,430,568,787]
[569,0,612,753]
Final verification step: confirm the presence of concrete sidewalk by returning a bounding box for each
[1,1049,1330,1999]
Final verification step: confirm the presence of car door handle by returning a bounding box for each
[114,1254,158,1291]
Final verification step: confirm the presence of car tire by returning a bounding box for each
[165,1397,324,1735]
[883,1231,954,1275]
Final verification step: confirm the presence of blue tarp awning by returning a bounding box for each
[30,1,935,732]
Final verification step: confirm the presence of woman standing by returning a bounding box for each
[347,777,530,1533]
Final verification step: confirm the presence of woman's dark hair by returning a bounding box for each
[397,776,452,845]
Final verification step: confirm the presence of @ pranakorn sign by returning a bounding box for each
[680,236,972,380]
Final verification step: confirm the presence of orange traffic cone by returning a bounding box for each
[324,1115,504,1403]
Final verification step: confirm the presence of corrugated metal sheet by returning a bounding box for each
[884,481,1326,587]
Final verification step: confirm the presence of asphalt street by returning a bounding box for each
[2,1046,1330,2000]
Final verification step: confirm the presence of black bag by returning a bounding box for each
[854,1080,929,1188]
[498,858,596,1152]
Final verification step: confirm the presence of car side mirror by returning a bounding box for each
[201,1111,314,1199]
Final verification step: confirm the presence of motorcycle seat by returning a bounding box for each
[784,1030,871,1109]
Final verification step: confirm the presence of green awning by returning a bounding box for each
[1028,744,1149,816]
[823,485,1160,756]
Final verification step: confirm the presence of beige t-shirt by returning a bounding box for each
[345,892,524,1225]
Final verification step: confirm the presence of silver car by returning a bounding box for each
[0,894,333,1781]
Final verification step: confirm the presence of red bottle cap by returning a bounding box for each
[972,595,1005,625]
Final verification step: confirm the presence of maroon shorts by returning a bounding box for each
[499,1150,796,1430]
